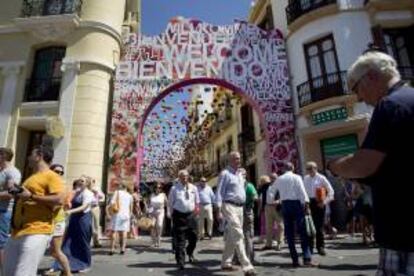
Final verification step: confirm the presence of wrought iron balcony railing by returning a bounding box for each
[21,0,82,17]
[24,77,61,102]
[297,71,350,108]
[286,0,337,25]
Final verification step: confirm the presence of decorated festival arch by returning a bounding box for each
[108,17,297,192]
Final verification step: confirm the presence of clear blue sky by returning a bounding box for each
[142,0,252,36]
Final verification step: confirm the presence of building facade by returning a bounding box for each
[186,86,268,187]
[250,0,414,171]
[0,0,140,186]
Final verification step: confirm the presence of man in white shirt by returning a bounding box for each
[274,162,317,267]
[303,161,334,256]
[168,170,200,270]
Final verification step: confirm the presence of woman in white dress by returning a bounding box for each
[108,182,133,255]
[148,182,168,247]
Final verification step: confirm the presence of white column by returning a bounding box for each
[0,63,23,146]
[53,58,80,167]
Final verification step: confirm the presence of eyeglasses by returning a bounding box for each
[350,73,367,94]
[54,170,64,176]
[306,167,313,171]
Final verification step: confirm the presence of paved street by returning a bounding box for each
[40,235,378,275]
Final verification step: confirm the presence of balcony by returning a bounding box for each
[21,0,82,17]
[297,71,350,108]
[24,77,61,102]
[16,0,82,41]
[286,0,337,25]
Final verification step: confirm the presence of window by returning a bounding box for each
[241,104,254,133]
[383,27,414,73]
[23,131,46,179]
[304,34,340,88]
[372,25,414,81]
[25,47,66,102]
[227,137,233,154]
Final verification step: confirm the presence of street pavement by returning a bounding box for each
[39,234,378,275]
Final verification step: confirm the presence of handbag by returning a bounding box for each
[305,215,316,237]
[110,191,120,214]
[137,216,155,231]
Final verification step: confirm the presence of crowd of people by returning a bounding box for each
[0,50,412,276]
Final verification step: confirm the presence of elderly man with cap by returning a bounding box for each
[197,177,215,240]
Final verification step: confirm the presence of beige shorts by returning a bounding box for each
[52,221,66,237]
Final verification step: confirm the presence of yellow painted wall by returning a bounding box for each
[0,0,140,189]
[66,30,120,68]
[252,110,268,178]
[82,0,126,34]
[0,33,33,61]
[66,64,112,185]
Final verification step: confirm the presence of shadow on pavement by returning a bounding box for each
[128,259,228,276]
[255,261,299,269]
[130,245,173,254]
[197,249,223,255]
[327,242,378,251]
[319,264,377,271]
[260,251,292,259]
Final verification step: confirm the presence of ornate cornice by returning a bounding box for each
[14,14,80,41]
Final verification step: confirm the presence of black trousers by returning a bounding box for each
[309,199,326,251]
[172,210,198,266]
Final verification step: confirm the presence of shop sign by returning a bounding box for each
[321,134,358,160]
[312,107,347,125]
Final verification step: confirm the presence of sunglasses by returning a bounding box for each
[54,170,64,176]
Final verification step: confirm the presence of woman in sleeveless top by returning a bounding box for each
[148,182,168,247]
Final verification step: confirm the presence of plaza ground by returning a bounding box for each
[40,234,378,275]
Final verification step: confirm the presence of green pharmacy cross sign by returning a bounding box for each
[312,107,348,125]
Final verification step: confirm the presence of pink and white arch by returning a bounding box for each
[109,17,297,192]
